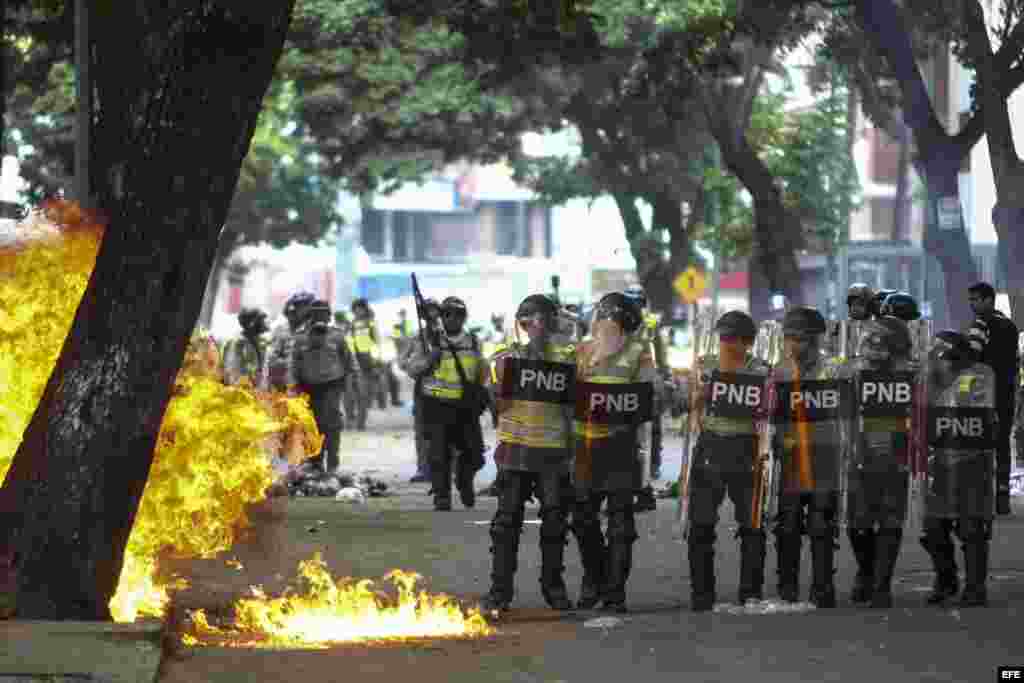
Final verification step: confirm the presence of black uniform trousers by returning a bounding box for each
[300,379,345,472]
[422,398,475,506]
[488,469,574,604]
[687,433,766,605]
[774,491,838,602]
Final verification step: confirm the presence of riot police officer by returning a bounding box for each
[481,294,576,614]
[572,292,657,612]
[268,291,316,390]
[402,296,489,510]
[921,331,997,607]
[771,306,849,607]
[685,311,771,610]
[290,300,358,473]
[845,316,919,607]
[847,283,876,322]
[223,308,270,389]
[351,299,384,425]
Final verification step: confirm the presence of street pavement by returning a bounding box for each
[254,394,1024,683]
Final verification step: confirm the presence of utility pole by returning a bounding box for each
[74,0,91,207]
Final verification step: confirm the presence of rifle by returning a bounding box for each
[411,273,439,351]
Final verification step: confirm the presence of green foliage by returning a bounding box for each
[770,65,860,253]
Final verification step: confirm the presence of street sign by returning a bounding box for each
[673,267,706,304]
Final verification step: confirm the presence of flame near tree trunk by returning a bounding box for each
[1,202,492,644]
[183,553,492,647]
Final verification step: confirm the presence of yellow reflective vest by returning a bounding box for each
[421,335,484,402]
[496,343,576,449]
[352,318,380,359]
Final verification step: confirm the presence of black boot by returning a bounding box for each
[431,456,452,511]
[540,540,574,611]
[848,528,876,605]
[959,540,989,607]
[601,501,636,613]
[921,530,959,605]
[454,458,475,509]
[738,529,767,604]
[870,529,902,608]
[809,535,836,608]
[688,526,716,611]
[482,515,521,613]
[575,528,606,609]
[775,532,801,603]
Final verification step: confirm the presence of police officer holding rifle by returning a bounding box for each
[770,306,851,607]
[844,316,920,607]
[920,331,997,607]
[682,311,771,611]
[480,294,577,615]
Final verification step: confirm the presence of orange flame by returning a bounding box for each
[182,553,493,648]
[0,201,322,622]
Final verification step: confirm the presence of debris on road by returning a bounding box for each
[713,599,817,615]
[584,616,625,629]
[283,459,391,499]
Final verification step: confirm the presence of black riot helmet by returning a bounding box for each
[624,283,647,310]
[516,294,558,328]
[931,330,973,364]
[879,292,921,321]
[846,282,874,305]
[593,292,642,334]
[238,308,269,336]
[782,306,826,336]
[715,310,757,340]
[441,296,468,317]
[283,291,316,329]
[306,299,332,331]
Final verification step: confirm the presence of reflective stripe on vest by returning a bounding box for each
[352,319,379,356]
[574,340,645,439]
[497,344,575,448]
[422,347,482,401]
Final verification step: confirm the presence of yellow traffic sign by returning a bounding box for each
[673,267,706,304]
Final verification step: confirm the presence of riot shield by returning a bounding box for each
[772,371,852,495]
[844,366,919,530]
[924,364,998,520]
[575,380,654,493]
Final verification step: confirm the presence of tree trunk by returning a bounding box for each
[0,1,295,620]
[716,133,805,320]
[646,191,686,316]
[918,158,979,330]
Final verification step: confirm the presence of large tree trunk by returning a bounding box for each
[856,0,981,330]
[645,191,686,316]
[0,1,295,620]
[716,133,805,321]
[917,157,979,330]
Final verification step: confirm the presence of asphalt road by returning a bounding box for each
[168,397,1024,683]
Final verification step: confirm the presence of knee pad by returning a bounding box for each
[806,506,835,539]
[607,509,638,544]
[920,519,952,550]
[539,508,568,543]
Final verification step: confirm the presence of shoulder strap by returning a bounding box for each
[445,335,472,386]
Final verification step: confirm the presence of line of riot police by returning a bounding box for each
[676,288,998,612]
